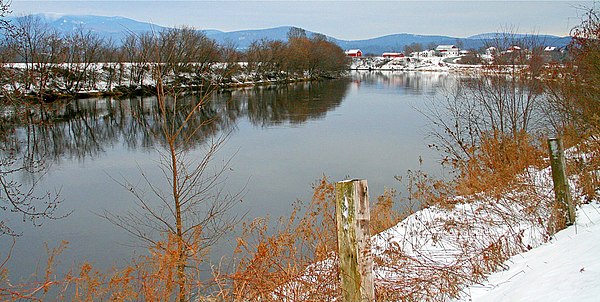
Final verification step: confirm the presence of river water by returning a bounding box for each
[1,71,457,281]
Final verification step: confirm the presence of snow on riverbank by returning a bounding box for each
[283,165,580,300]
[284,155,600,301]
[369,166,554,300]
[457,201,600,302]
[369,161,598,301]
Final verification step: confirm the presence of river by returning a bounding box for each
[1,71,456,282]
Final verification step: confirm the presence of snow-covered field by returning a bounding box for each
[350,56,483,72]
[459,202,600,302]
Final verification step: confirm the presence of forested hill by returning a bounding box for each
[4,14,572,53]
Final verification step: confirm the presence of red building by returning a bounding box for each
[345,49,363,57]
[382,52,404,58]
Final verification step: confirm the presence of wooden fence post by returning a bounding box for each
[548,137,576,226]
[335,179,375,302]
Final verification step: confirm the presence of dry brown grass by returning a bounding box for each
[0,232,215,301]
[0,176,406,301]
[370,188,403,235]
[224,177,339,301]
[219,176,410,301]
[373,172,554,301]
[455,130,546,198]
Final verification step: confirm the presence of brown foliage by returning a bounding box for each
[0,233,213,301]
[246,29,348,81]
[370,188,403,234]
[224,176,407,301]
[456,130,546,197]
[556,8,600,203]
[227,177,340,301]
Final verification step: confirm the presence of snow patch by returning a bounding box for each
[459,202,600,302]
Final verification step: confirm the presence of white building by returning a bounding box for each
[485,47,497,57]
[411,49,436,58]
[435,45,460,57]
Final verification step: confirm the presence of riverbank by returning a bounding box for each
[280,150,597,300]
[0,62,342,103]
[2,58,544,103]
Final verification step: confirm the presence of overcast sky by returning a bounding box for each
[8,1,595,39]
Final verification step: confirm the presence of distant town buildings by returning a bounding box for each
[346,43,563,66]
[415,50,436,58]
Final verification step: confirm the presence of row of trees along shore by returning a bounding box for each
[0,16,349,102]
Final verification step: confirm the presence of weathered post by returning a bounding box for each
[335,179,375,302]
[548,137,576,226]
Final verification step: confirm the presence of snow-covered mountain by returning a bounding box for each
[3,14,571,53]
[4,14,167,42]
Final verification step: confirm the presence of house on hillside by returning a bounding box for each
[543,46,564,63]
[410,50,435,58]
[506,45,522,53]
[485,47,497,57]
[435,45,459,57]
[382,52,404,58]
[345,49,363,57]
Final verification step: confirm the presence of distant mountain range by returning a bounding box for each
[4,14,572,54]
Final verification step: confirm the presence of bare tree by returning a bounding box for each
[156,26,220,85]
[218,40,241,82]
[246,38,286,79]
[287,26,306,40]
[56,28,106,93]
[0,1,13,35]
[404,42,424,56]
[98,39,123,91]
[0,1,14,97]
[0,1,64,239]
[283,27,348,79]
[418,32,556,202]
[425,32,549,168]
[307,34,348,78]
[103,36,242,302]
[121,31,153,87]
[6,15,63,101]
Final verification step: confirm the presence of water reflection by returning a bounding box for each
[352,71,455,95]
[1,79,351,167]
[225,79,350,127]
